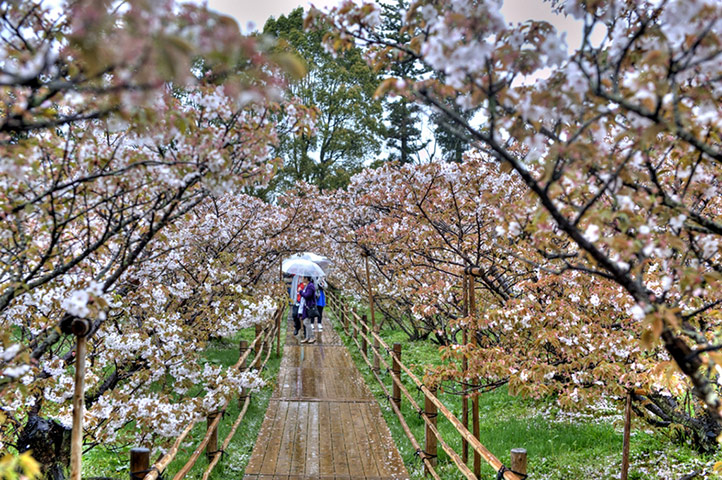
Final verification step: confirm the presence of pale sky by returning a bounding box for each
[207,0,593,49]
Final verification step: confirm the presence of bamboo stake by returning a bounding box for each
[69,319,91,480]
[621,391,632,480]
[462,272,469,464]
[392,343,402,410]
[468,274,480,478]
[276,305,282,358]
[361,314,368,357]
[254,324,262,370]
[364,253,376,329]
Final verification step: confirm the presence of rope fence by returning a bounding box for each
[131,304,284,480]
[328,291,528,480]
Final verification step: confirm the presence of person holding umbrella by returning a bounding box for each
[299,276,319,343]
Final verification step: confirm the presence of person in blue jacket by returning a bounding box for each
[316,279,326,331]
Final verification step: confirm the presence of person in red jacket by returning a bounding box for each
[293,278,305,337]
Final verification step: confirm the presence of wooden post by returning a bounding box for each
[361,315,368,357]
[461,272,469,464]
[254,324,262,369]
[392,343,402,410]
[239,340,249,406]
[373,326,381,373]
[510,448,527,477]
[130,447,150,480]
[276,307,282,358]
[621,391,632,480]
[343,303,350,333]
[69,319,91,480]
[206,413,219,462]
[424,385,438,473]
[364,254,376,330]
[467,273,480,478]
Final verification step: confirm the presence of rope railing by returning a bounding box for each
[328,292,527,480]
[136,305,284,480]
[339,304,443,480]
[350,314,478,480]
[202,319,278,480]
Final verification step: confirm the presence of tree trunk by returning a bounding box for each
[18,414,72,480]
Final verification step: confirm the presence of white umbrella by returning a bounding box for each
[282,258,326,278]
[298,252,332,273]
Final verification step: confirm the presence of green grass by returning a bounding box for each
[83,322,284,480]
[330,308,719,480]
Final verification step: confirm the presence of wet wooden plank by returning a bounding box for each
[246,399,283,474]
[318,402,334,477]
[289,401,309,476]
[350,401,381,478]
[366,402,408,480]
[339,402,365,476]
[259,401,290,475]
[275,401,299,476]
[306,401,320,477]
[329,402,350,478]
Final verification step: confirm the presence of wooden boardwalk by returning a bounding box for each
[243,313,410,480]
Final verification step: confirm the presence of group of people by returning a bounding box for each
[291,275,326,343]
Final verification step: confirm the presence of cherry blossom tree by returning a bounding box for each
[311,0,722,447]
[0,0,315,476]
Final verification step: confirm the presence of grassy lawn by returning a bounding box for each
[330,309,719,480]
[83,321,284,480]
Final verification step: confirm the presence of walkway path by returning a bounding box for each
[243,312,410,480]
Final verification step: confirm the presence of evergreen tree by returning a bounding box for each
[262,8,383,193]
[379,0,428,164]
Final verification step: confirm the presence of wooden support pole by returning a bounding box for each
[239,340,249,406]
[373,326,381,373]
[130,447,150,480]
[361,314,368,357]
[510,448,527,477]
[69,319,91,480]
[254,324,262,370]
[341,304,351,335]
[467,274,480,478]
[392,343,402,410]
[621,391,632,480]
[206,413,219,462]
[364,254,376,330]
[276,307,282,358]
[424,385,438,473]
[473,395,480,478]
[461,272,469,464]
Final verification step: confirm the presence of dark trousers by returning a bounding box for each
[318,306,324,324]
[292,308,302,334]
